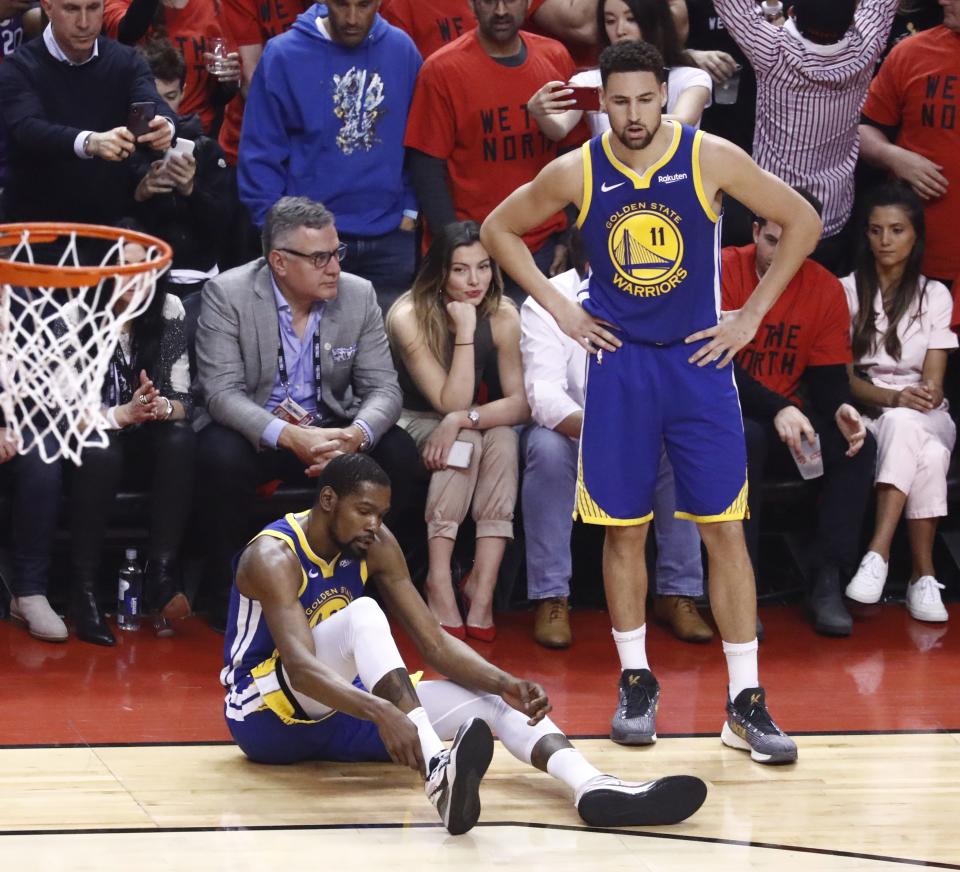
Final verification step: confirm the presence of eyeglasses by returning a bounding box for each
[277,243,348,270]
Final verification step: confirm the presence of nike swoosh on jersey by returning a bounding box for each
[601,181,626,192]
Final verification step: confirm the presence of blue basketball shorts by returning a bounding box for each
[226,676,390,765]
[575,338,748,525]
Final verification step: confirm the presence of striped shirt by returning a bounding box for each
[714,0,898,236]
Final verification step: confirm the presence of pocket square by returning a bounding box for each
[331,344,357,363]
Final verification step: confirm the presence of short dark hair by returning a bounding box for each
[262,196,335,257]
[754,186,823,227]
[315,454,391,500]
[598,40,666,89]
[790,0,857,44]
[141,38,186,87]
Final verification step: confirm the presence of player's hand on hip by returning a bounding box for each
[374,705,425,775]
[527,80,576,117]
[500,677,552,726]
[89,127,136,161]
[834,403,866,457]
[773,405,815,456]
[685,308,759,367]
[553,296,621,354]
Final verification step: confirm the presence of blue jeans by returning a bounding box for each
[338,226,417,312]
[520,426,703,600]
[0,443,62,597]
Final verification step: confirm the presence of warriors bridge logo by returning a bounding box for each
[606,202,687,297]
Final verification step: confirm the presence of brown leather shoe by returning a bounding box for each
[653,595,713,644]
[533,597,572,649]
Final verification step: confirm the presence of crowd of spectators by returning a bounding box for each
[0,0,957,649]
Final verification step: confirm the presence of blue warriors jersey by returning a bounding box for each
[221,511,368,725]
[576,122,722,344]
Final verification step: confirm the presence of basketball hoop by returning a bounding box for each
[0,223,173,464]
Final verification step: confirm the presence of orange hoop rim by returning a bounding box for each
[0,222,173,288]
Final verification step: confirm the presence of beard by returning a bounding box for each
[613,117,659,151]
[339,535,375,560]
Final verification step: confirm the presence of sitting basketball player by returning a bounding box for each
[222,454,707,835]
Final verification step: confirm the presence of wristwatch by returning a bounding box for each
[467,409,480,428]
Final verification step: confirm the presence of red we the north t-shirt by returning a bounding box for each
[721,245,851,404]
[103,0,233,133]
[381,0,547,59]
[404,29,583,252]
[861,25,960,282]
[217,0,309,165]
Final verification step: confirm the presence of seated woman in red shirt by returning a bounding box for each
[386,222,529,641]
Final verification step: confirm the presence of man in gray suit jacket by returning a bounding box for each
[195,196,423,630]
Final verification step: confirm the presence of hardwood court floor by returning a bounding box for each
[1,605,958,870]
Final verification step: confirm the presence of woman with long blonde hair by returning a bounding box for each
[386,221,529,641]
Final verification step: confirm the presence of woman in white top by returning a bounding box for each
[526,0,712,139]
[841,183,957,623]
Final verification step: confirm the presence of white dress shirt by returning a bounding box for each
[520,269,587,432]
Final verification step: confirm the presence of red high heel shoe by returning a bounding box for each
[441,623,467,641]
[465,623,497,643]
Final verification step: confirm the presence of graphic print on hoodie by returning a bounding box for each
[238,3,422,232]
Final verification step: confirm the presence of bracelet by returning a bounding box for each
[454,341,474,346]
[161,397,174,420]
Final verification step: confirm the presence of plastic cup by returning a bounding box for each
[792,433,824,480]
[714,64,742,106]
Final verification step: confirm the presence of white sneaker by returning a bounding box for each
[906,576,949,623]
[575,773,708,827]
[845,552,888,604]
[424,717,493,835]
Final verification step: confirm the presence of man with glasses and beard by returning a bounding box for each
[195,196,422,633]
[481,41,821,764]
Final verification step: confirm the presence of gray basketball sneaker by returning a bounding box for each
[721,686,798,764]
[425,717,494,835]
[610,668,660,745]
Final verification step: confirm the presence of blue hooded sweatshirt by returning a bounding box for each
[238,4,422,232]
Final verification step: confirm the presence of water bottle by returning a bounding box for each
[117,548,143,631]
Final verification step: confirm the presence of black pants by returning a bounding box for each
[0,440,62,597]
[70,421,196,577]
[743,412,877,579]
[196,423,425,607]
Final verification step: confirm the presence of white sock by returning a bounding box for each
[406,706,445,769]
[722,638,759,701]
[546,746,603,794]
[612,624,648,671]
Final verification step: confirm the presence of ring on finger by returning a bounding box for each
[138,394,150,406]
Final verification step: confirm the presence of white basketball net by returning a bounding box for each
[0,229,166,465]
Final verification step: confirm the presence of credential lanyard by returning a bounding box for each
[276,322,322,410]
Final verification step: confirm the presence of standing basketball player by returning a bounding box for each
[223,453,707,835]
[481,41,822,764]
